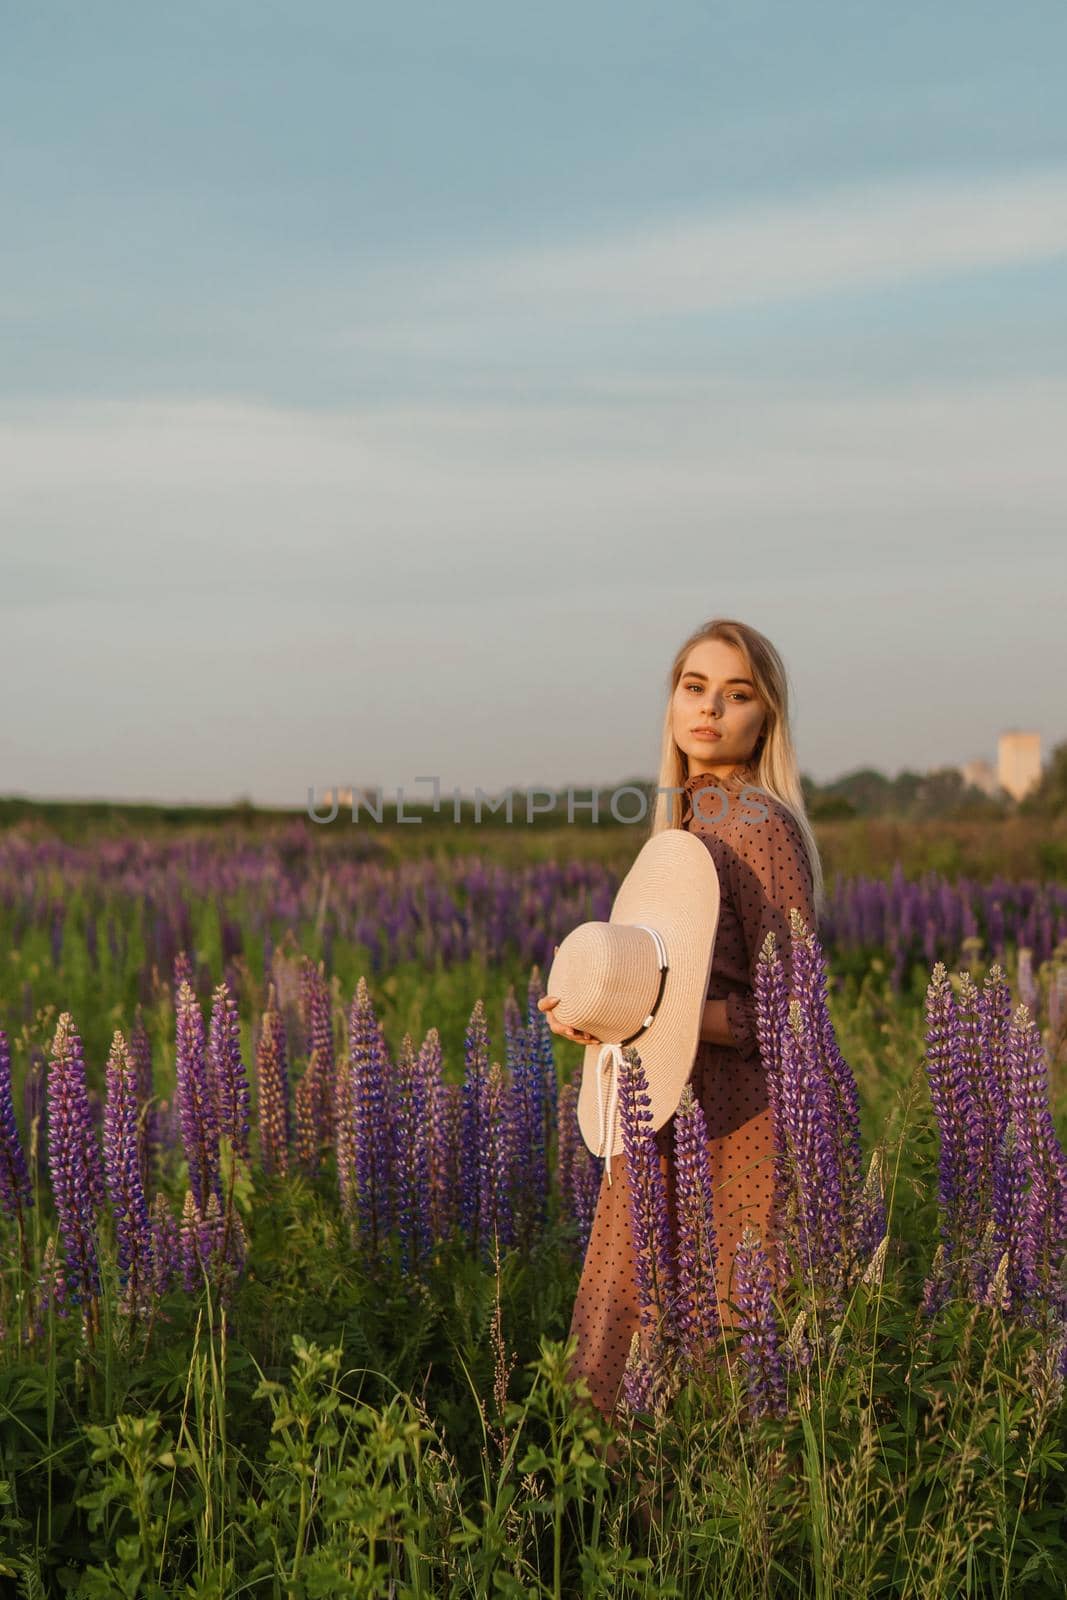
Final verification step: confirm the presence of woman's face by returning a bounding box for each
[671,637,768,777]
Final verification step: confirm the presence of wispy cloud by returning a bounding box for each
[3,375,1064,611]
[342,168,1067,349]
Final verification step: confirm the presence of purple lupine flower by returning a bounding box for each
[956,970,1002,1300]
[853,1149,888,1265]
[409,1030,436,1261]
[919,1243,952,1322]
[460,1000,492,1250]
[150,1193,179,1296]
[433,1079,462,1242]
[392,1033,420,1272]
[505,992,545,1244]
[208,982,251,1163]
[47,1014,106,1312]
[0,1028,33,1228]
[923,964,973,1281]
[1007,1004,1067,1312]
[527,968,558,1161]
[334,1002,357,1217]
[256,985,291,1179]
[989,1121,1027,1311]
[337,979,363,1216]
[981,964,1016,1284]
[672,1083,720,1370]
[177,1187,240,1294]
[479,1060,516,1257]
[573,1159,602,1255]
[958,973,994,1175]
[195,1191,221,1284]
[776,1001,843,1286]
[620,1329,658,1417]
[418,1030,450,1244]
[103,1031,154,1314]
[947,991,985,1226]
[783,1308,813,1375]
[213,1189,246,1279]
[294,1068,318,1173]
[299,958,336,1164]
[374,1006,397,1231]
[979,964,1013,1137]
[128,1006,157,1195]
[752,931,792,1246]
[175,981,221,1215]
[616,1046,675,1352]
[733,1226,787,1421]
[790,913,864,1231]
[345,977,393,1252]
[556,1078,578,1220]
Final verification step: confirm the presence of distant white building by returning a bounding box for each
[959,758,999,798]
[997,730,1042,801]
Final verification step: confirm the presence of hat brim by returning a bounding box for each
[575,829,720,1162]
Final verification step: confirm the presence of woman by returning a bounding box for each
[539,617,825,1421]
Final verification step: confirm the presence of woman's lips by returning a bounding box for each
[691,728,722,740]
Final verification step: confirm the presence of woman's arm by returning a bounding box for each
[699,996,736,1047]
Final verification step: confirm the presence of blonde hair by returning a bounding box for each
[648,617,826,922]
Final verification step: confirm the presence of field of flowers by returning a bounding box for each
[0,819,1066,1597]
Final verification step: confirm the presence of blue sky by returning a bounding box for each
[3,2,1066,805]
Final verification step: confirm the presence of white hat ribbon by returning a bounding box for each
[591,922,668,1186]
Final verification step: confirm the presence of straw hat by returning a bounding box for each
[546,829,720,1184]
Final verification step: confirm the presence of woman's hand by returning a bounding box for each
[537,996,601,1047]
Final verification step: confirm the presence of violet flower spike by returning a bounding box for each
[0,1028,33,1223]
[480,1060,516,1259]
[175,982,221,1215]
[300,958,336,1159]
[616,1047,675,1352]
[256,985,291,1179]
[392,1034,420,1273]
[620,1329,657,1417]
[347,977,393,1252]
[527,967,559,1151]
[1007,1004,1067,1310]
[47,1013,106,1312]
[410,1029,436,1261]
[506,992,544,1242]
[672,1082,721,1370]
[923,964,968,1279]
[733,1225,787,1421]
[150,1193,179,1296]
[752,932,792,1232]
[103,1031,155,1314]
[208,982,251,1163]
[460,999,492,1250]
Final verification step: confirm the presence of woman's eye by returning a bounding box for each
[684,684,749,701]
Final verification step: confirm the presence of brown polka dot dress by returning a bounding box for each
[565,759,818,1420]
